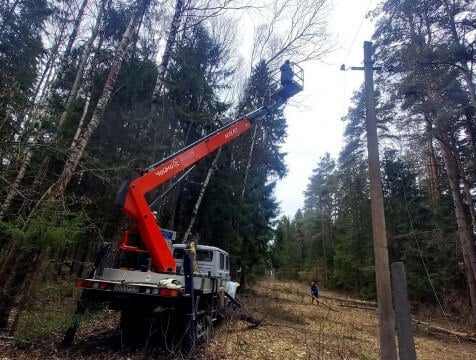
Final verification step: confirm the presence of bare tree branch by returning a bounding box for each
[248,0,333,69]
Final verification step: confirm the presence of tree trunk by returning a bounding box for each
[49,0,150,200]
[0,148,34,219]
[58,0,104,129]
[16,2,106,217]
[0,0,98,219]
[153,0,184,99]
[0,248,33,329]
[148,0,184,156]
[0,0,151,334]
[441,0,476,111]
[0,15,68,219]
[168,185,184,230]
[413,319,476,342]
[241,125,259,198]
[62,0,89,61]
[8,251,43,335]
[70,87,92,149]
[0,241,19,297]
[454,146,476,231]
[424,118,440,201]
[425,70,476,322]
[0,44,61,220]
[463,110,476,180]
[182,149,221,242]
[438,135,476,324]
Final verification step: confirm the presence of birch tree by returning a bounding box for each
[0,1,106,220]
[153,0,185,98]
[0,0,151,331]
[58,0,106,130]
[48,0,151,200]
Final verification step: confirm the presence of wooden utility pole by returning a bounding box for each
[363,41,397,360]
[391,262,417,360]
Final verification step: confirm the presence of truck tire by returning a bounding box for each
[120,307,150,346]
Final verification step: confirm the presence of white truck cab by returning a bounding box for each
[173,244,230,281]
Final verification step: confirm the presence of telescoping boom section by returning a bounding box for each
[115,61,304,273]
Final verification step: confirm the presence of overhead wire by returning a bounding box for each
[342,0,375,65]
[340,0,375,151]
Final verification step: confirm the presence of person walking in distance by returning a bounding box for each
[310,281,319,305]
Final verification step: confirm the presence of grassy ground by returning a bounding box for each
[200,280,476,360]
[0,279,475,359]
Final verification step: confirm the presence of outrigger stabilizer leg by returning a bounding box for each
[61,291,88,347]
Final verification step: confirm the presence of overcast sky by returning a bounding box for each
[274,0,376,218]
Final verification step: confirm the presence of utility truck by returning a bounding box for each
[63,62,303,352]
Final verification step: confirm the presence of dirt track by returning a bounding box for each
[1,281,475,359]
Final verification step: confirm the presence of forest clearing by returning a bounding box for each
[1,1,476,359]
[0,280,475,360]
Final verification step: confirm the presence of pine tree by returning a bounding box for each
[199,61,287,285]
[373,0,476,320]
[382,149,464,301]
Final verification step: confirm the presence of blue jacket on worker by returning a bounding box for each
[311,281,319,298]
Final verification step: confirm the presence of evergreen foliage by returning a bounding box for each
[200,60,287,283]
[0,201,84,250]
[0,0,51,173]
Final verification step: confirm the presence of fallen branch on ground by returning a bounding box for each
[338,304,376,311]
[320,295,377,307]
[414,319,476,342]
[238,314,261,328]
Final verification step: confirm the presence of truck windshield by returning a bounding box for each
[173,249,213,262]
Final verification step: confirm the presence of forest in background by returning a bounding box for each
[272,0,476,325]
[0,0,475,340]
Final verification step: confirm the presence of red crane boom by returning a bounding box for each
[115,62,304,273]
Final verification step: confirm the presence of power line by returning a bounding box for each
[342,0,375,65]
[340,0,375,152]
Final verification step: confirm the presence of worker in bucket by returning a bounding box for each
[280,60,293,86]
[310,281,319,305]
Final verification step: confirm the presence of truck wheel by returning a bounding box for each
[120,308,150,346]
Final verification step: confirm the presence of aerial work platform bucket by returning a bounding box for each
[272,61,304,103]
